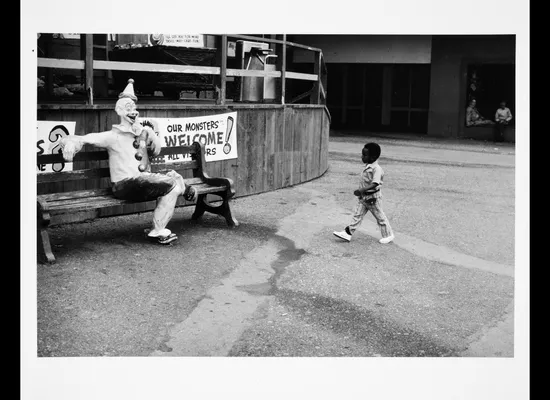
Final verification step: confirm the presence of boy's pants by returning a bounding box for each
[348,198,393,238]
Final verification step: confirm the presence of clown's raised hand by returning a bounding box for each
[59,136,84,161]
[143,126,162,157]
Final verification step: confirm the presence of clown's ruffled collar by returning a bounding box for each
[112,123,143,137]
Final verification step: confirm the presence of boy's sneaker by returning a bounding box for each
[333,230,351,242]
[379,234,395,244]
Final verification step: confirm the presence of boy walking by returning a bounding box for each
[333,142,394,244]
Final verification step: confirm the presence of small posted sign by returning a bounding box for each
[148,34,205,48]
[37,121,76,173]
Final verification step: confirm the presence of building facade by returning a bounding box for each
[291,34,516,142]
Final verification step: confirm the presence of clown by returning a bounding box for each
[60,79,196,244]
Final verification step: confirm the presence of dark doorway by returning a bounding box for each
[466,63,515,124]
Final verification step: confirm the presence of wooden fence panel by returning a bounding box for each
[37,104,329,214]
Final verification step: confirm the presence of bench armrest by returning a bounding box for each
[191,142,236,198]
[202,175,236,198]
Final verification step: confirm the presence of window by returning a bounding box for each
[37,33,115,102]
[389,64,430,133]
[37,33,219,103]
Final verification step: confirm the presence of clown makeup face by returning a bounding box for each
[115,98,140,127]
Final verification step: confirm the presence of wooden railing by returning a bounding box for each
[37,34,327,108]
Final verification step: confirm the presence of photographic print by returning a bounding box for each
[22,1,529,399]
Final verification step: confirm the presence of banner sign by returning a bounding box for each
[37,121,76,173]
[148,34,205,48]
[141,112,238,163]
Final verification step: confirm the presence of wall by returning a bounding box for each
[291,35,432,64]
[427,35,516,140]
[37,104,330,216]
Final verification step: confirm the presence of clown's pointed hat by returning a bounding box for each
[119,78,138,102]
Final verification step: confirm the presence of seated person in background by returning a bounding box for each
[466,99,495,127]
[494,100,513,142]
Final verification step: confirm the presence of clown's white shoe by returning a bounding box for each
[144,228,178,245]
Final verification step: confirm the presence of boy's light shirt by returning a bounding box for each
[359,160,383,200]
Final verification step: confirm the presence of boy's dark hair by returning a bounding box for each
[364,142,381,160]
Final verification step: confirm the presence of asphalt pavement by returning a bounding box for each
[35,132,519,359]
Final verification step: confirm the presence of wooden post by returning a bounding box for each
[275,34,287,105]
[320,54,327,105]
[310,51,321,104]
[84,34,94,105]
[218,35,228,105]
[44,34,54,98]
[280,34,287,105]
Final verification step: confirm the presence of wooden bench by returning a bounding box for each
[37,141,238,264]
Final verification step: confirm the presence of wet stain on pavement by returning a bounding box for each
[269,235,307,287]
[274,289,458,357]
[237,234,307,296]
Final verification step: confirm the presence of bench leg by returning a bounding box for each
[191,192,239,227]
[37,224,56,264]
[220,192,239,227]
[37,201,56,264]
[191,194,207,221]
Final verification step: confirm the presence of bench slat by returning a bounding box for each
[46,194,124,209]
[185,183,227,194]
[50,198,129,214]
[38,168,111,183]
[48,185,227,215]
[40,182,227,213]
[37,145,198,165]
[37,177,210,202]
[152,160,198,172]
[44,183,227,210]
[38,150,109,164]
[37,162,200,184]
[158,145,197,156]
[38,188,113,202]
